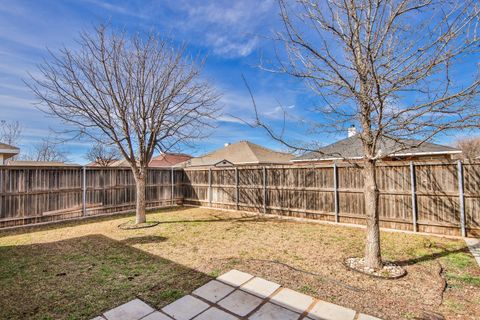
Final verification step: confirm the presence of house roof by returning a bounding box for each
[149,153,192,167]
[0,142,20,153]
[293,135,461,161]
[86,159,128,167]
[86,153,192,167]
[0,143,20,161]
[7,161,78,167]
[182,141,294,167]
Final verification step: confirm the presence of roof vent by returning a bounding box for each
[348,125,357,137]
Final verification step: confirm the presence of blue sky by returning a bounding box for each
[0,0,474,164]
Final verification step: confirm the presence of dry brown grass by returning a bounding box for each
[0,207,478,319]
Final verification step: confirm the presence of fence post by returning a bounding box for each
[235,167,239,210]
[171,167,174,206]
[303,169,307,214]
[333,163,339,223]
[82,166,86,216]
[208,168,212,207]
[262,166,267,214]
[410,162,418,232]
[457,160,466,237]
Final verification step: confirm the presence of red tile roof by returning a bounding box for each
[149,153,192,167]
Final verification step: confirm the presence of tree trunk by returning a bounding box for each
[134,170,147,224]
[364,159,383,269]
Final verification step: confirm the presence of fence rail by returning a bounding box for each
[0,166,181,228]
[181,162,480,237]
[1,162,479,236]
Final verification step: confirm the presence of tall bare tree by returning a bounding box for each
[0,120,22,146]
[455,137,480,162]
[253,0,479,269]
[86,143,120,166]
[28,26,220,224]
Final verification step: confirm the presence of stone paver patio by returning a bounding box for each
[93,269,382,320]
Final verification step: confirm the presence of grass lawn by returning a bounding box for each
[0,207,479,320]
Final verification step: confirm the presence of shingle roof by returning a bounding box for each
[87,153,193,167]
[293,135,461,161]
[182,141,294,167]
[149,153,192,167]
[7,161,77,166]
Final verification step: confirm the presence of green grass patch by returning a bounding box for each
[442,252,474,270]
[446,273,480,287]
[159,289,185,302]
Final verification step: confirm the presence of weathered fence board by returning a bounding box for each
[0,167,180,227]
[1,162,480,236]
[182,163,480,237]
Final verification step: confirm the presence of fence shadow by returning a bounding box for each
[0,234,212,320]
[0,206,193,238]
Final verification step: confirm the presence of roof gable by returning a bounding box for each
[184,141,293,167]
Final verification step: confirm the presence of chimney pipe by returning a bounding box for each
[348,125,357,137]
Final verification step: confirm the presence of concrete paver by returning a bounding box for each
[241,277,280,298]
[162,295,209,320]
[217,269,254,287]
[248,302,300,320]
[192,307,239,320]
[141,311,173,320]
[308,300,356,320]
[192,280,235,303]
[103,299,154,320]
[218,290,263,316]
[270,288,314,314]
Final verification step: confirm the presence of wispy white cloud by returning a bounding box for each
[82,0,151,20]
[154,0,277,58]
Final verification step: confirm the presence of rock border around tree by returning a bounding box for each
[344,257,407,279]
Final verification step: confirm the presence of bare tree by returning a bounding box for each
[86,143,120,166]
[23,136,69,162]
[252,0,480,269]
[455,137,480,162]
[28,26,220,224]
[0,120,22,146]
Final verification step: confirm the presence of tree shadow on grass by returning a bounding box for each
[120,235,168,245]
[0,234,211,320]
[393,245,471,266]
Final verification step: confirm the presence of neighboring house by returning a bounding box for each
[149,153,192,168]
[0,143,20,165]
[293,129,461,164]
[87,153,192,168]
[181,141,294,168]
[7,161,77,166]
[86,159,129,167]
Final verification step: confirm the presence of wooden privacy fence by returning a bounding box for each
[0,166,182,228]
[181,162,480,237]
[1,162,479,236]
